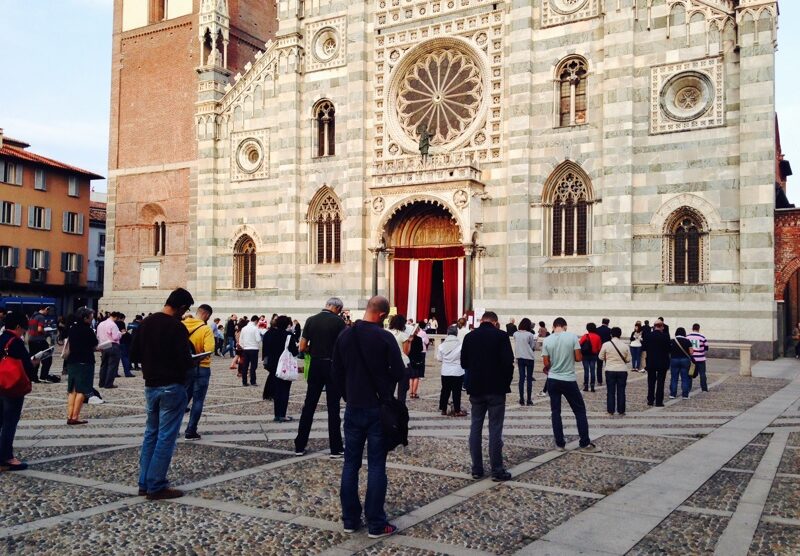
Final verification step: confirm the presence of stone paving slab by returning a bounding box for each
[2,503,345,555]
[628,511,730,555]
[403,485,594,554]
[0,474,126,529]
[748,521,800,555]
[33,443,287,488]
[195,458,471,524]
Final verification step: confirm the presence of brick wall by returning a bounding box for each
[775,208,800,301]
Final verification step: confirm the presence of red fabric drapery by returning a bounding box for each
[394,246,464,260]
[393,259,410,317]
[415,259,433,323]
[442,258,461,328]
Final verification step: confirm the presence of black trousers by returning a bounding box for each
[596,358,604,384]
[242,349,259,385]
[647,368,668,406]
[439,375,463,412]
[294,359,343,454]
[29,339,52,380]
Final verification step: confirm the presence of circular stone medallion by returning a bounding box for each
[550,0,588,15]
[312,27,340,63]
[236,138,264,174]
[659,71,715,122]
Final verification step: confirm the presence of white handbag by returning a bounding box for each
[275,335,299,381]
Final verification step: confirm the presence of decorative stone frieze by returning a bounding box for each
[541,0,601,29]
[372,152,481,189]
[650,57,724,135]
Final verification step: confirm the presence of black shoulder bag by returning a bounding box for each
[351,327,409,453]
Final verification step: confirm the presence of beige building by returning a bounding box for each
[104,0,782,357]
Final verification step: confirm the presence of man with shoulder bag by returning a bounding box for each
[331,296,406,539]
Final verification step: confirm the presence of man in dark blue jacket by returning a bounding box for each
[332,296,405,539]
[461,311,514,481]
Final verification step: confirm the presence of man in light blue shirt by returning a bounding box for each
[541,317,599,453]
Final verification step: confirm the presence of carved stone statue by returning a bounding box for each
[418,125,432,161]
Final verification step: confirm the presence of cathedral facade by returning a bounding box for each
[105,0,782,357]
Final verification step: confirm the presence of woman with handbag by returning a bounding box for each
[262,315,298,422]
[0,312,39,471]
[669,327,695,400]
[64,308,98,425]
[598,327,631,416]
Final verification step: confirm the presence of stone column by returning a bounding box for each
[464,245,474,312]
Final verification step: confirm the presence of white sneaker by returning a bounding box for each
[669,395,676,399]
[88,396,105,405]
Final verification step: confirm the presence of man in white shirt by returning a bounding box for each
[239,315,264,386]
[96,312,123,389]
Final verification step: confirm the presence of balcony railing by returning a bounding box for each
[64,271,80,287]
[87,280,103,292]
[0,267,15,282]
[30,269,47,284]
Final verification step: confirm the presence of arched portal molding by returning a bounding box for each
[377,196,466,247]
[650,193,721,233]
[228,224,264,251]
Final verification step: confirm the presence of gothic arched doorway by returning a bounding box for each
[384,201,464,330]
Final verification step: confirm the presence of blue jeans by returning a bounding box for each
[547,379,591,448]
[120,343,133,376]
[340,406,388,534]
[221,337,236,357]
[694,361,708,391]
[139,384,187,494]
[630,346,642,370]
[0,395,25,462]
[184,366,211,434]
[517,358,535,403]
[670,357,691,398]
[605,371,628,414]
[582,356,597,388]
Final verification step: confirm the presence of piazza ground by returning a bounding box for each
[2,352,799,555]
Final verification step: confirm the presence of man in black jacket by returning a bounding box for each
[332,296,405,539]
[643,321,671,407]
[595,318,611,385]
[461,311,514,481]
[130,288,194,500]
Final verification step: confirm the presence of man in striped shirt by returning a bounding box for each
[686,324,709,393]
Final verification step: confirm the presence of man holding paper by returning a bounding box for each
[182,304,215,441]
[96,312,122,389]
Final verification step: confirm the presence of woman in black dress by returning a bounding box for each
[65,308,98,425]
[262,315,298,421]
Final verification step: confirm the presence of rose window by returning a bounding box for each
[659,71,714,122]
[395,49,483,145]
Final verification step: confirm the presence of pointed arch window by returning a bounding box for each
[234,235,256,289]
[665,209,706,285]
[309,190,342,264]
[543,166,593,257]
[314,100,336,157]
[556,57,588,127]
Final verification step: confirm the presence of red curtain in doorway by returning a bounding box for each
[442,258,460,328]
[394,259,410,317]
[415,259,433,323]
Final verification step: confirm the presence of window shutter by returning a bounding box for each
[62,211,69,232]
[77,254,83,273]
[13,203,21,226]
[27,206,34,228]
[35,169,43,189]
[25,248,33,269]
[15,164,22,185]
[45,208,52,230]
[43,250,50,270]
[0,161,5,181]
[61,252,68,272]
[11,248,19,268]
[78,214,84,234]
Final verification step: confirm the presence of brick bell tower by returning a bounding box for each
[104,0,275,312]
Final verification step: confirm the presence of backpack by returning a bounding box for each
[0,337,32,398]
[580,336,594,357]
[187,325,204,355]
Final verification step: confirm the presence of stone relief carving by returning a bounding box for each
[373,197,386,213]
[650,57,724,135]
[453,189,469,208]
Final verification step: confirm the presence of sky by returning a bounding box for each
[0,0,798,204]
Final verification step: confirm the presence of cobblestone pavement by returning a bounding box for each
[1,353,798,555]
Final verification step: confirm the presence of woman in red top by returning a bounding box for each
[579,323,602,392]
